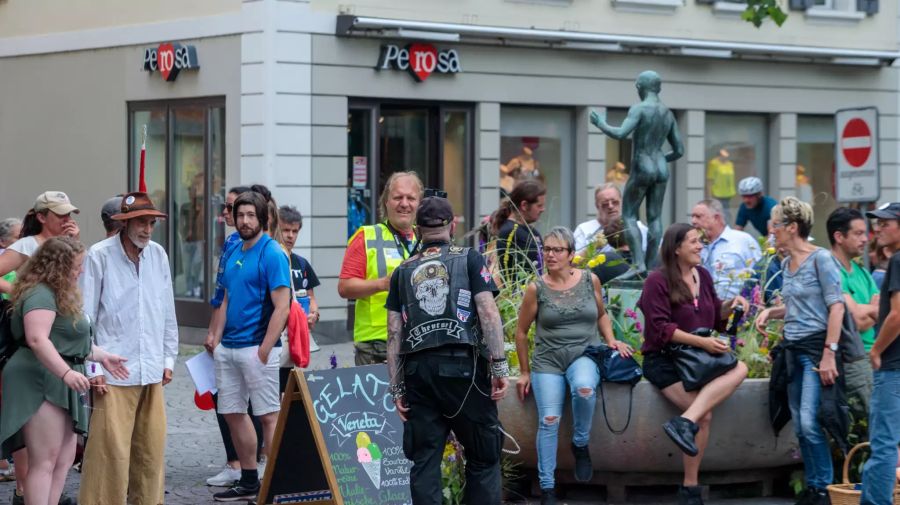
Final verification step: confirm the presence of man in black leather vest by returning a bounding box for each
[386,196,509,505]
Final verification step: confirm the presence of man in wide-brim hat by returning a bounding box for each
[79,191,179,505]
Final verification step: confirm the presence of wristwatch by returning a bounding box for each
[825,342,839,353]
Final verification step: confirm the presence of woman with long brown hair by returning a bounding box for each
[0,237,128,505]
[637,223,748,505]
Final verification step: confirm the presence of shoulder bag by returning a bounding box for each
[666,328,738,392]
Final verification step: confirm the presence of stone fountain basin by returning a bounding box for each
[498,378,798,473]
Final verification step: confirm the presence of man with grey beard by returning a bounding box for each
[79,191,178,505]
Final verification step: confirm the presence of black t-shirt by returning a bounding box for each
[385,244,498,313]
[289,253,320,298]
[877,251,900,370]
[495,219,542,278]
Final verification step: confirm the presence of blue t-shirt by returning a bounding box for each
[222,234,291,348]
[736,195,777,236]
[210,231,242,308]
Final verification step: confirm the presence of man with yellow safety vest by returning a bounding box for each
[338,172,423,365]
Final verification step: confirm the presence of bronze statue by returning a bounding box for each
[590,70,684,272]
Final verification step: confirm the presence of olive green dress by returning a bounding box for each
[0,283,91,457]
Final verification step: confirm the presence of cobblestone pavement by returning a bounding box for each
[0,342,793,505]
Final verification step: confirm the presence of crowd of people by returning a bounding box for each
[0,173,899,505]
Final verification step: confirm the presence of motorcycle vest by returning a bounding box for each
[396,244,480,355]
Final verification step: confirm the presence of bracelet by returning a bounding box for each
[61,369,72,381]
[490,359,510,379]
[389,382,406,401]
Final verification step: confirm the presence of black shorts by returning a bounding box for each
[641,351,681,390]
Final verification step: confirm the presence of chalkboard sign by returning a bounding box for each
[259,365,412,505]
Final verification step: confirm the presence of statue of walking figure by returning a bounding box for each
[590,70,684,273]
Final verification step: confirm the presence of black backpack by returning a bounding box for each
[0,299,18,370]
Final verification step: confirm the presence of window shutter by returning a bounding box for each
[789,0,814,10]
[857,0,878,15]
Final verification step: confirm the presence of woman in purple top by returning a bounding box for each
[637,223,748,505]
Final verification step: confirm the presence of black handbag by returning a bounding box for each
[666,328,737,392]
[583,345,642,434]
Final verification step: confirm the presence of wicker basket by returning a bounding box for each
[826,442,900,505]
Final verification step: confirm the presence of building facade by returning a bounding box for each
[1,0,898,331]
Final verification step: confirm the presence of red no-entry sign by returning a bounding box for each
[835,107,879,202]
[841,118,872,168]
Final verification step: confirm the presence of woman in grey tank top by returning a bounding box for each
[514,227,632,505]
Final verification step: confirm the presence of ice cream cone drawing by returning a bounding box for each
[356,432,383,488]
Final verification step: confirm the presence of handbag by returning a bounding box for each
[583,345,642,434]
[0,299,17,370]
[666,328,737,392]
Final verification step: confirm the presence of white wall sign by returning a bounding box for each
[143,42,199,82]
[376,43,461,82]
[835,107,879,202]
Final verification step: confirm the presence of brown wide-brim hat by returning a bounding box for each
[111,192,168,221]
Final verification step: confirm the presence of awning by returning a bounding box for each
[336,14,899,67]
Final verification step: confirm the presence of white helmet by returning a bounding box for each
[738,177,764,196]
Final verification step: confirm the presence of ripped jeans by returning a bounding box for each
[531,356,601,490]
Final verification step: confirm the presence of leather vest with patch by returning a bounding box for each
[396,244,479,355]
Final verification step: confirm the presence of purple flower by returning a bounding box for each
[624,309,638,320]
[330,352,338,369]
[634,321,644,333]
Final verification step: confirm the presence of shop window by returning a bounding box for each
[129,99,225,324]
[797,115,837,243]
[705,113,769,226]
[500,107,574,231]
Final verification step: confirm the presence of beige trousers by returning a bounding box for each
[78,383,166,505]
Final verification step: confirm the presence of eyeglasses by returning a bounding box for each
[223,203,234,213]
[542,246,571,255]
[771,221,787,229]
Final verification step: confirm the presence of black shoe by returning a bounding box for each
[571,442,592,482]
[663,416,699,457]
[794,487,814,505]
[58,495,78,505]
[213,482,261,502]
[808,488,831,505]
[12,490,24,505]
[540,488,557,505]
[677,485,704,505]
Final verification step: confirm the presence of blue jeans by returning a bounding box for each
[861,369,900,505]
[787,353,833,489]
[531,356,600,490]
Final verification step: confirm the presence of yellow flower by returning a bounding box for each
[573,255,584,266]
[767,247,776,255]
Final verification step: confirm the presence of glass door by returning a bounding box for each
[129,98,226,327]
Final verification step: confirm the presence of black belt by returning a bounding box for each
[21,343,85,365]
[424,345,474,358]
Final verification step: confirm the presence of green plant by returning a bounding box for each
[441,436,465,505]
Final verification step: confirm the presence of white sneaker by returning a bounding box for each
[206,466,241,487]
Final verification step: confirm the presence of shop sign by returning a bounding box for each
[143,42,200,82]
[376,43,461,82]
[835,107,879,202]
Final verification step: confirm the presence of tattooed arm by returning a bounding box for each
[474,291,509,400]
[387,309,410,421]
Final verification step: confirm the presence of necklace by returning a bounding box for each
[691,268,700,312]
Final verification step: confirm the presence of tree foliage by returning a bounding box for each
[741,0,789,27]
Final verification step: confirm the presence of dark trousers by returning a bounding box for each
[212,393,263,462]
[402,348,502,505]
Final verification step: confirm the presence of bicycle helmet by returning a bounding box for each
[738,177,764,196]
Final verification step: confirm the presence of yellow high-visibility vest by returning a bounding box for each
[352,223,414,343]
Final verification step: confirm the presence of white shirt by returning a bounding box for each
[81,235,179,385]
[700,226,762,300]
[573,218,648,254]
[8,236,40,256]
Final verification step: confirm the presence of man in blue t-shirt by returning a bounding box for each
[734,177,777,236]
[205,191,291,502]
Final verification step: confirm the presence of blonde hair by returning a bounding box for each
[11,236,85,318]
[378,172,424,221]
[772,196,814,238]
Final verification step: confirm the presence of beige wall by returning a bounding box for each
[312,0,897,52]
[0,35,241,246]
[0,0,241,38]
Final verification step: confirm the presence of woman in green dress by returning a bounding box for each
[0,236,128,505]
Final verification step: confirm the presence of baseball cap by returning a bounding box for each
[416,197,454,228]
[866,202,900,221]
[101,196,124,224]
[34,191,79,215]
